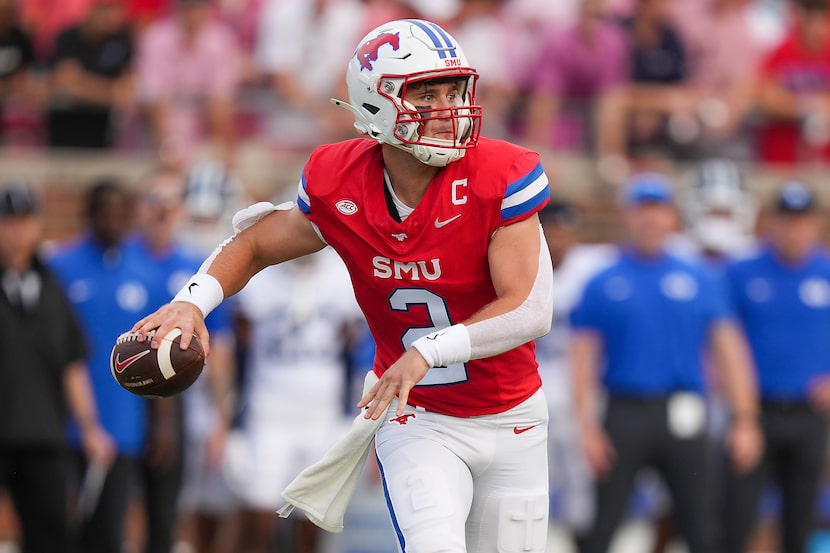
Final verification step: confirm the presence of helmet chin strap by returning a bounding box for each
[409,142,465,167]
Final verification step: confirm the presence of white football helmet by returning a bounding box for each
[332,19,482,167]
[184,160,238,220]
[684,158,757,254]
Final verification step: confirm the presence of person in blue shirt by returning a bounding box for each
[721,180,830,553]
[536,201,614,544]
[570,172,762,553]
[47,179,167,553]
[130,167,237,553]
[654,158,760,553]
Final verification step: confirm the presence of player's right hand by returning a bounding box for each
[80,424,116,468]
[580,422,616,478]
[131,302,211,357]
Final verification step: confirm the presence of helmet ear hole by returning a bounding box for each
[362,103,380,115]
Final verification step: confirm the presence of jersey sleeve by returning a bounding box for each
[698,270,732,326]
[723,260,749,323]
[500,152,550,226]
[569,274,606,332]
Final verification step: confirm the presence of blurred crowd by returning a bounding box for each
[0,0,829,179]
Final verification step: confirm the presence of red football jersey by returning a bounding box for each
[298,137,550,416]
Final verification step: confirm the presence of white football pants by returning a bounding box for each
[375,388,549,553]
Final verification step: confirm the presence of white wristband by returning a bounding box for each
[172,273,224,318]
[411,324,471,368]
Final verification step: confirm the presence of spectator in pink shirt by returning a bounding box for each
[253,0,367,148]
[670,0,769,155]
[523,0,629,158]
[136,0,241,168]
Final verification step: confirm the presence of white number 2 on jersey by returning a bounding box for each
[389,288,469,386]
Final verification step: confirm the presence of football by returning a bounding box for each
[110,329,205,398]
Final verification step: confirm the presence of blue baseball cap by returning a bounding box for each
[775,180,816,214]
[622,172,674,206]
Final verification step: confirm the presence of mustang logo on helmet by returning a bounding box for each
[356,32,400,71]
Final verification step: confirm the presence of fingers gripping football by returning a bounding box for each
[111,328,206,398]
[131,302,210,357]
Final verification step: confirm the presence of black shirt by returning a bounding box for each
[51,25,132,81]
[47,25,132,148]
[0,258,88,448]
[0,26,34,80]
[625,20,688,84]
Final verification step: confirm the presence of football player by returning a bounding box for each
[674,158,758,263]
[225,248,364,553]
[133,19,554,552]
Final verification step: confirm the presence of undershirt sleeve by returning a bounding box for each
[466,225,553,359]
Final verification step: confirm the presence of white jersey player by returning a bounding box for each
[670,158,759,264]
[174,162,243,551]
[223,246,364,552]
[536,202,614,535]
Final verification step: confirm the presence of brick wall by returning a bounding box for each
[2,145,828,245]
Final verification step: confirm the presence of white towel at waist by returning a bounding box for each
[276,370,383,533]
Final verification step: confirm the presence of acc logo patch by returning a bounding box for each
[336,199,359,215]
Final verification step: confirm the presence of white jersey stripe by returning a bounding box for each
[501,172,549,210]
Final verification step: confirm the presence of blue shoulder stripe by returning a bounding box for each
[297,175,311,214]
[501,162,549,220]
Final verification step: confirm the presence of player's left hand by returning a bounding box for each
[726,416,763,474]
[358,348,430,420]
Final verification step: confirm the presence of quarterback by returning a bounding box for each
[134,19,554,553]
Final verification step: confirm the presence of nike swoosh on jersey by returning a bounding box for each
[434,214,462,228]
[114,350,151,373]
[513,425,537,435]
